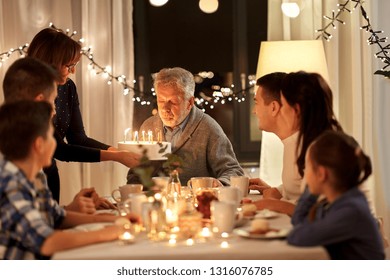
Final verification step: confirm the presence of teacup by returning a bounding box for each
[187,177,214,195]
[128,193,147,216]
[218,187,241,207]
[211,200,236,233]
[117,200,132,216]
[230,176,249,200]
[112,184,143,202]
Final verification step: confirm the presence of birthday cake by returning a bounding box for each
[118,141,171,160]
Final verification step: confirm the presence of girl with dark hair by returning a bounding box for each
[287,130,384,260]
[27,28,140,202]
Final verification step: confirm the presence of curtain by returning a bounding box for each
[0,0,134,205]
[372,0,390,256]
[265,0,389,249]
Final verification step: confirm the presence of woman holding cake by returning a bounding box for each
[27,28,140,202]
[287,131,384,259]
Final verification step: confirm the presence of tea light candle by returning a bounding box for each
[171,226,180,233]
[186,238,194,246]
[154,193,162,201]
[168,238,177,246]
[220,241,229,249]
[119,231,135,244]
[165,209,178,225]
[201,227,211,238]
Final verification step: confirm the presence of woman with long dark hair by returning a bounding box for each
[251,71,342,215]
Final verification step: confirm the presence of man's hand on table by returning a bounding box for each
[64,188,97,214]
[64,187,116,214]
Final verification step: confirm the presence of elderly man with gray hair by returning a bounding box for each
[128,67,244,186]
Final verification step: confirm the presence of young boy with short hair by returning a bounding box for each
[0,101,135,259]
[2,57,115,213]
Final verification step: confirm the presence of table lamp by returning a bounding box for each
[255,40,329,186]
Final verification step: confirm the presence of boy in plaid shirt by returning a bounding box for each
[0,101,137,259]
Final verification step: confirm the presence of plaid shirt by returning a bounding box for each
[0,157,65,259]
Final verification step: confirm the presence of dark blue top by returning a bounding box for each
[287,187,385,260]
[44,79,110,201]
[54,79,110,162]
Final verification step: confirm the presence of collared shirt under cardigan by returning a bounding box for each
[0,157,65,260]
[138,106,244,185]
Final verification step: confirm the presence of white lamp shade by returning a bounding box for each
[255,40,329,186]
[256,40,329,83]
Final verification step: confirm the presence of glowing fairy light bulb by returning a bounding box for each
[149,0,169,7]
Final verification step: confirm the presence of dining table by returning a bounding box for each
[53,192,328,260]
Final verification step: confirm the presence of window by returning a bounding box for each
[133,0,267,163]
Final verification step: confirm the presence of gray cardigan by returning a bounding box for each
[139,106,244,185]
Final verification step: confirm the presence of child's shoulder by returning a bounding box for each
[335,188,371,216]
[0,161,28,192]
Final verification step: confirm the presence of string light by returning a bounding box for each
[0,44,29,67]
[317,0,390,78]
[359,5,390,77]
[0,24,253,109]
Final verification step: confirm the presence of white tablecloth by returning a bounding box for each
[53,207,328,260]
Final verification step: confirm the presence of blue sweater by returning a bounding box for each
[287,187,384,260]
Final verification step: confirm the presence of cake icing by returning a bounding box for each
[118,141,171,160]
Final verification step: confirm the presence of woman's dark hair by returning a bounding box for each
[0,101,53,161]
[27,27,81,71]
[309,130,372,191]
[256,72,287,105]
[281,71,342,177]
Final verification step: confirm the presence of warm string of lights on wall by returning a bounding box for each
[49,23,140,100]
[195,72,254,111]
[0,23,250,111]
[316,0,390,78]
[0,44,29,67]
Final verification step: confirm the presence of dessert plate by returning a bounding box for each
[73,222,113,232]
[233,227,289,239]
[254,209,279,219]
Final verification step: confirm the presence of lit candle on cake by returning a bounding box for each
[118,129,171,160]
[124,127,131,142]
[133,131,138,142]
[156,129,162,143]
